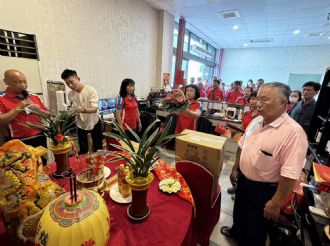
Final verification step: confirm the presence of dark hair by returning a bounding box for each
[248,92,257,102]
[244,86,253,94]
[119,78,135,97]
[292,90,302,101]
[302,81,321,92]
[185,84,200,100]
[234,80,241,86]
[213,79,220,85]
[61,69,78,80]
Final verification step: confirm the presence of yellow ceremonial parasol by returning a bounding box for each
[35,176,110,246]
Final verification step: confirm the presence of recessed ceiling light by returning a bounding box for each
[243,43,249,47]
[233,25,239,30]
[328,36,330,40]
[293,29,300,34]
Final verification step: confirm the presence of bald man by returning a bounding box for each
[0,69,48,149]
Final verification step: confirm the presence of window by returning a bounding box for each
[182,59,188,80]
[173,28,178,49]
[170,56,189,86]
[0,29,39,59]
[171,55,176,85]
[173,28,189,52]
[183,33,189,52]
[205,66,214,84]
[172,23,217,84]
[206,45,216,62]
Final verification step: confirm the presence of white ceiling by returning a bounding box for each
[144,0,330,48]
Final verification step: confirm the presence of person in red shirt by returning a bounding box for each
[254,78,264,93]
[241,92,259,130]
[207,79,223,102]
[0,69,49,149]
[236,87,253,105]
[175,84,201,133]
[227,81,244,104]
[116,78,141,139]
[198,82,206,98]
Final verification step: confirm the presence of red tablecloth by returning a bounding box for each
[1,154,194,246]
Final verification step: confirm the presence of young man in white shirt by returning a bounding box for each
[61,69,102,154]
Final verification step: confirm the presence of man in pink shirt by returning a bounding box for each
[220,82,308,245]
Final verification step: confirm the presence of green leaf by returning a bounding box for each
[125,123,141,142]
[138,120,159,154]
[103,132,133,153]
[140,128,159,156]
[109,120,135,152]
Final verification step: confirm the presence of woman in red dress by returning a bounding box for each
[116,79,141,138]
[236,87,253,105]
[198,82,206,98]
[175,84,201,133]
[242,92,259,130]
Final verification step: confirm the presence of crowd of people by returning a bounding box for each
[0,69,322,246]
[0,70,321,150]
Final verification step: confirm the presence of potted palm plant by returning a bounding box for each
[23,107,78,178]
[104,118,179,220]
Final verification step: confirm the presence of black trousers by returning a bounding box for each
[77,120,103,154]
[231,174,278,246]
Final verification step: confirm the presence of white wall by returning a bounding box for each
[0,0,174,101]
[220,45,330,86]
[156,10,175,86]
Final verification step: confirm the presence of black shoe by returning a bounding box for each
[220,226,235,238]
[227,186,236,194]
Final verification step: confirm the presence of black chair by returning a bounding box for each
[164,113,178,134]
[162,113,178,150]
[196,117,213,134]
[139,111,158,138]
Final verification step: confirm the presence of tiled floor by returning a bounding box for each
[161,151,238,246]
[209,153,237,246]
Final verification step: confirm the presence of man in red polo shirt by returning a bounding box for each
[0,69,48,149]
[207,79,223,102]
[227,80,244,104]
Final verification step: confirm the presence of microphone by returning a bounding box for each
[22,90,29,99]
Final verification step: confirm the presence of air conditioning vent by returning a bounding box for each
[305,32,326,37]
[249,38,273,43]
[217,10,240,19]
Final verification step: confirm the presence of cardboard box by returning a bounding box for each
[176,130,227,197]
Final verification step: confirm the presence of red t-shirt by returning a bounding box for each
[207,88,223,102]
[200,89,206,98]
[0,88,48,138]
[227,91,244,104]
[116,96,138,130]
[175,101,200,134]
[242,110,259,131]
[286,103,293,113]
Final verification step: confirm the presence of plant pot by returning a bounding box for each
[125,171,154,221]
[49,141,72,178]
